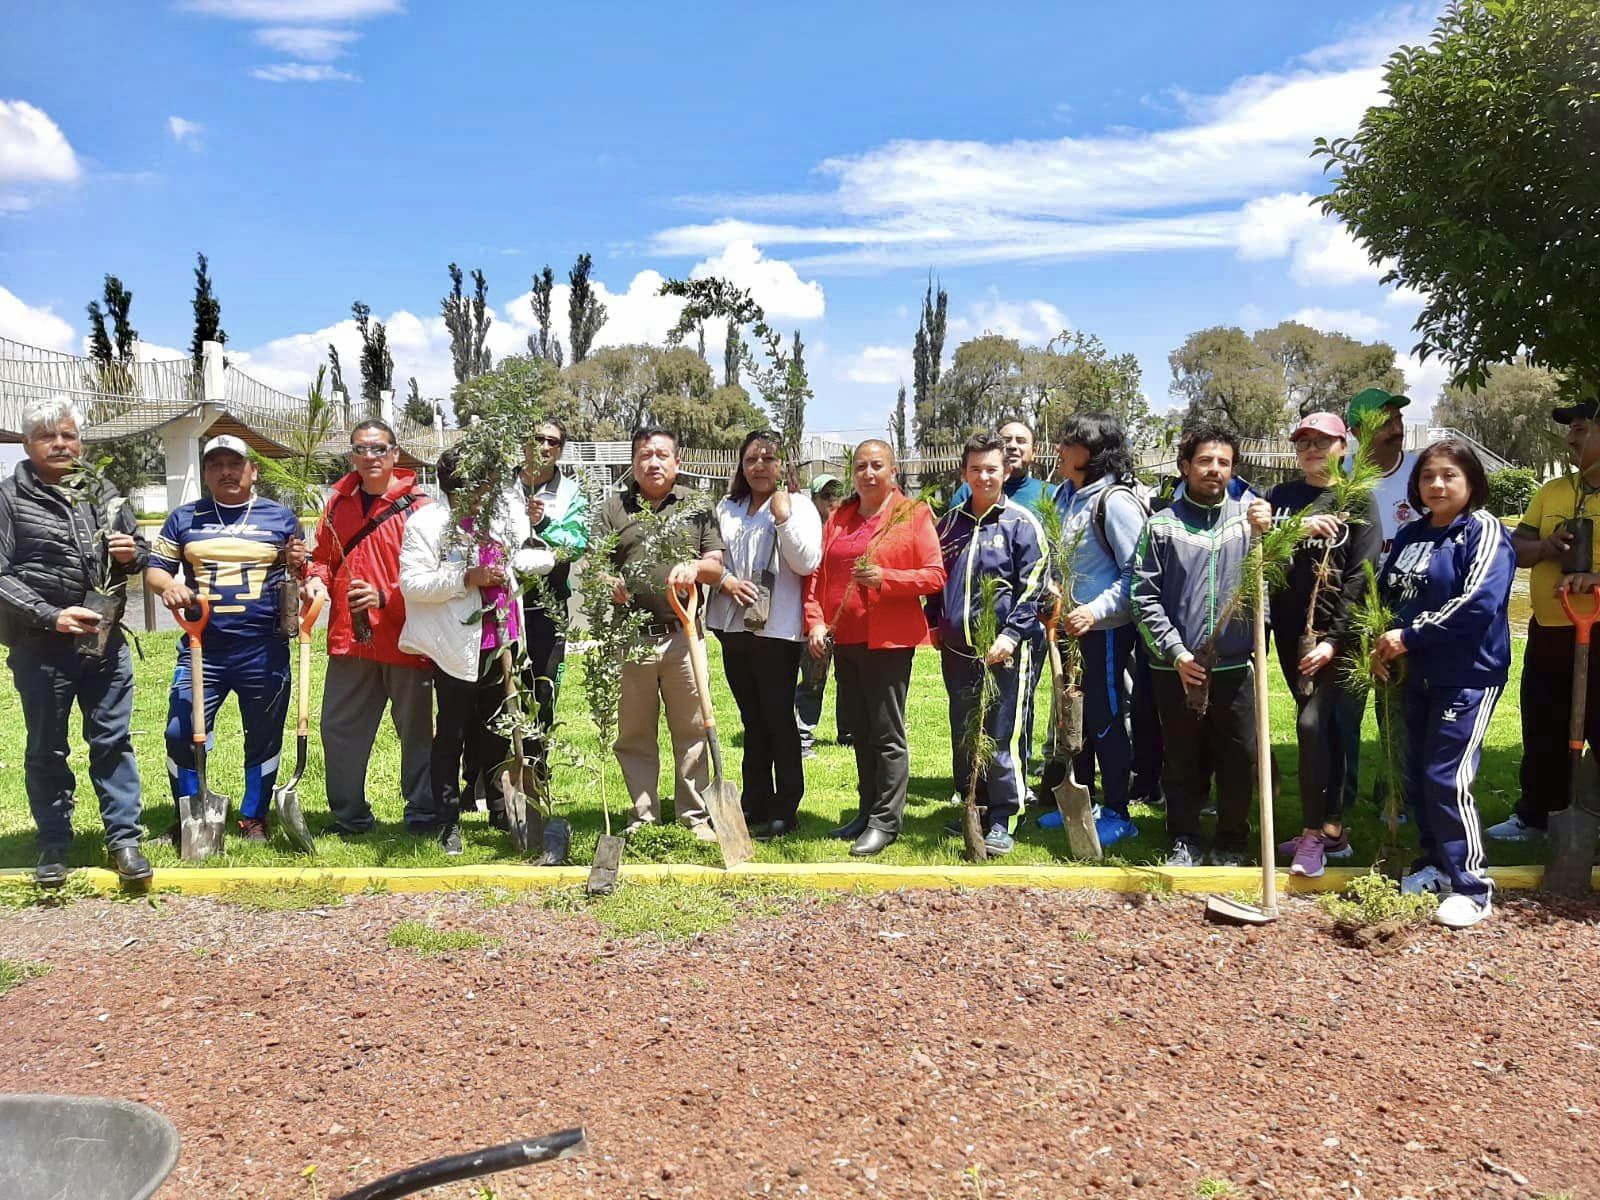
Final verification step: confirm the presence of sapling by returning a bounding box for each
[825,492,929,635]
[57,452,132,658]
[959,575,1004,862]
[254,365,338,637]
[1035,497,1089,754]
[1345,559,1407,853]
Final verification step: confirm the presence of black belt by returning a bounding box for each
[640,620,680,639]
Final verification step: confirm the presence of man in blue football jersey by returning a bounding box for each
[146,435,307,842]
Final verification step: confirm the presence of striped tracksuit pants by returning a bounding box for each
[943,644,1029,834]
[1404,682,1501,903]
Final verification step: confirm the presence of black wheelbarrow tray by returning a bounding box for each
[0,1093,586,1199]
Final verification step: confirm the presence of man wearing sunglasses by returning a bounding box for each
[304,420,435,837]
[517,418,589,792]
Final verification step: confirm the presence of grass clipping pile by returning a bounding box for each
[1319,871,1438,955]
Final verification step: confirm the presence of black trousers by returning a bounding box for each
[1518,619,1599,827]
[521,604,568,793]
[431,657,509,827]
[1129,639,1164,804]
[716,630,806,824]
[834,644,914,832]
[1273,638,1347,830]
[1151,666,1256,850]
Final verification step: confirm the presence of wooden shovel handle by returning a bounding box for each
[667,587,717,732]
[295,594,325,738]
[1252,548,1277,917]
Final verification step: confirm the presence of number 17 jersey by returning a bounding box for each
[151,497,303,641]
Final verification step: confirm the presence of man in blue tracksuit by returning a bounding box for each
[1132,424,1272,867]
[927,431,1048,856]
[146,436,305,843]
[1373,440,1515,929]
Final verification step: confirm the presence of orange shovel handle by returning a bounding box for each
[1560,583,1600,647]
[174,593,211,645]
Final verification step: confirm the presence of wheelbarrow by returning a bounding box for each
[0,1093,586,1199]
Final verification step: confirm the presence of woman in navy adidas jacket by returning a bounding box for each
[1372,440,1514,929]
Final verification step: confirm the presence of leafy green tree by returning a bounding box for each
[1434,357,1564,470]
[1169,326,1286,437]
[567,252,608,363]
[86,275,136,364]
[451,354,567,428]
[526,264,564,366]
[1033,330,1150,445]
[189,251,226,365]
[351,301,394,415]
[912,276,948,450]
[255,365,341,511]
[657,383,768,451]
[1254,321,1404,419]
[84,275,159,498]
[1315,0,1600,394]
[931,334,1026,440]
[441,263,492,383]
[401,376,435,427]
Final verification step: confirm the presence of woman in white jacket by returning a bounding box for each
[706,430,823,838]
[397,449,534,854]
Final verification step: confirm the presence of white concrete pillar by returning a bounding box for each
[201,340,226,403]
[161,414,210,511]
[380,388,395,428]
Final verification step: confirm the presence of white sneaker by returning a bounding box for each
[1435,893,1492,929]
[1401,864,1451,895]
[1485,813,1543,841]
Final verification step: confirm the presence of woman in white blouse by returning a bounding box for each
[707,430,823,838]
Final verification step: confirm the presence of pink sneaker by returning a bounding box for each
[1289,833,1325,878]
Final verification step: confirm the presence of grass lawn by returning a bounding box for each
[0,628,1541,873]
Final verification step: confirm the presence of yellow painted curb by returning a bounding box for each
[0,861,1566,898]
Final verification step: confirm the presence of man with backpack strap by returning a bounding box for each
[304,419,435,836]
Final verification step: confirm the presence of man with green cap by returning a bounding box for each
[1333,387,1422,814]
[1494,384,1600,841]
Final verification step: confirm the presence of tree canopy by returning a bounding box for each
[1433,357,1564,470]
[1316,0,1600,395]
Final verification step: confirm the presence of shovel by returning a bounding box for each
[1205,561,1279,925]
[174,596,230,862]
[271,593,325,854]
[496,647,540,857]
[1043,596,1100,860]
[1545,584,1600,895]
[668,586,755,868]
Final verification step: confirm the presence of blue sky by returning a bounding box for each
[0,1,1448,439]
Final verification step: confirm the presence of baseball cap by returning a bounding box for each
[1289,412,1348,442]
[1344,387,1410,431]
[1552,380,1600,425]
[809,474,841,495]
[202,434,251,460]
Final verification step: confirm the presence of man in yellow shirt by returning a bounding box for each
[1498,389,1600,840]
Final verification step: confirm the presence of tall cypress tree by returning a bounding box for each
[567,252,608,363]
[351,301,394,414]
[893,383,908,459]
[526,264,563,366]
[443,263,493,384]
[190,252,226,366]
[911,275,948,449]
[723,318,742,387]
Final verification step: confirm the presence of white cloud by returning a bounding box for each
[1401,352,1454,409]
[689,240,825,321]
[1386,283,1427,308]
[1289,306,1382,339]
[651,13,1432,274]
[253,25,360,59]
[167,116,204,148]
[185,0,400,19]
[0,286,77,352]
[950,294,1069,347]
[0,100,80,186]
[843,345,909,386]
[252,63,360,83]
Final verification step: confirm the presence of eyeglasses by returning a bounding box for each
[533,435,563,447]
[350,444,394,458]
[1293,435,1338,451]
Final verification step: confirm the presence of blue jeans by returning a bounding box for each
[165,636,291,821]
[7,634,144,853]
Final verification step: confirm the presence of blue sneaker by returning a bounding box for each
[983,824,1015,855]
[1093,808,1139,849]
[1037,809,1064,829]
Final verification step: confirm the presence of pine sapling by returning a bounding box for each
[1345,559,1407,854]
[961,575,1004,862]
[826,494,927,635]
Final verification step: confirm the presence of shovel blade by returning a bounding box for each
[271,783,316,855]
[1545,804,1600,896]
[704,780,755,868]
[500,768,531,854]
[1204,894,1276,926]
[179,789,229,862]
[536,815,571,867]
[1054,773,1102,861]
[587,834,624,895]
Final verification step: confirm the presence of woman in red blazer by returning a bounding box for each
[804,439,945,854]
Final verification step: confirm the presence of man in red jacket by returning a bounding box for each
[304,419,435,835]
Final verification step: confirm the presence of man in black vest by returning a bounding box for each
[0,395,151,886]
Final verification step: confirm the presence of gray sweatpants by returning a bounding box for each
[320,655,434,831]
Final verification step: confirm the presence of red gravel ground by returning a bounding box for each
[2,886,1599,1200]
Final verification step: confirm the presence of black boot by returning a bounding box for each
[850,827,897,856]
[830,813,869,840]
[109,845,153,883]
[35,853,68,889]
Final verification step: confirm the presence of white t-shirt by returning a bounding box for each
[1349,448,1420,550]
